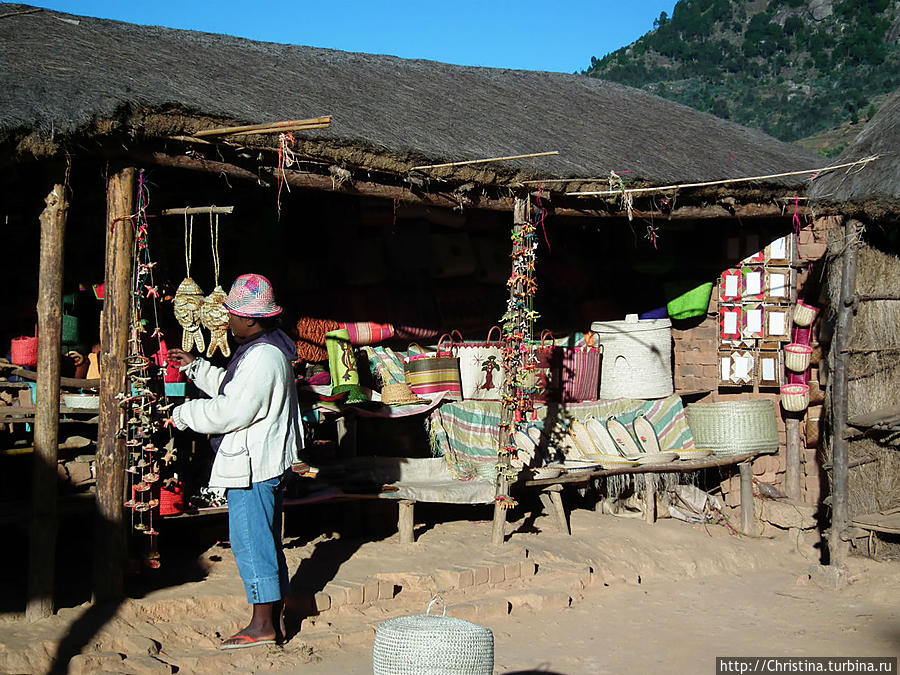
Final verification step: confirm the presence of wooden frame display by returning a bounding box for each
[765,234,792,265]
[719,304,743,341]
[742,267,764,302]
[730,350,755,385]
[720,269,742,302]
[764,267,793,303]
[765,306,791,340]
[742,303,765,339]
[757,350,782,387]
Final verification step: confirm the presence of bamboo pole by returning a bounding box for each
[192,116,332,137]
[830,218,860,566]
[161,206,234,216]
[231,122,330,137]
[410,151,559,171]
[740,462,754,534]
[26,182,68,622]
[93,167,135,602]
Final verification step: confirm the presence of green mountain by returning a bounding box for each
[584,0,900,153]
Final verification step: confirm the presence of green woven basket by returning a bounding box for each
[684,400,779,456]
[665,282,714,320]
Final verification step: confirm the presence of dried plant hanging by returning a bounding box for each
[200,208,230,358]
[173,213,205,353]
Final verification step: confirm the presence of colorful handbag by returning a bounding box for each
[404,334,463,401]
[453,327,504,400]
[560,332,600,402]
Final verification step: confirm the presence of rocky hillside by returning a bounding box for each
[585,0,900,153]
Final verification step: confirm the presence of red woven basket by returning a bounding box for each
[160,483,185,516]
[10,335,38,367]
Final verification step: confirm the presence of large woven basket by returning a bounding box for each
[591,315,673,399]
[373,612,494,675]
[685,400,779,456]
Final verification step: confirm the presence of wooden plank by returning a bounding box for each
[93,167,135,603]
[785,417,801,500]
[9,367,99,389]
[26,182,68,622]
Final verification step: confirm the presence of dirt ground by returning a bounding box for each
[1,503,898,674]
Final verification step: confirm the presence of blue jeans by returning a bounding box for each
[226,476,290,604]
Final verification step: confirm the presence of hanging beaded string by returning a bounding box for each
[120,170,171,569]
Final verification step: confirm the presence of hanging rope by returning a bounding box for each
[209,207,220,287]
[183,211,194,278]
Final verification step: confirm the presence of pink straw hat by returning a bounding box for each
[223,274,283,317]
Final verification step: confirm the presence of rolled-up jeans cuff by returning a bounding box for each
[245,576,282,605]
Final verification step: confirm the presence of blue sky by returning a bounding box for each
[23,1,677,73]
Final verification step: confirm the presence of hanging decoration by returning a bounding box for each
[199,208,231,358]
[495,193,544,508]
[173,213,206,353]
[120,171,177,569]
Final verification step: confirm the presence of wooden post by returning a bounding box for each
[491,198,528,547]
[830,218,860,566]
[93,167,135,602]
[785,417,802,500]
[397,500,415,544]
[740,462,754,534]
[643,474,657,524]
[26,183,68,622]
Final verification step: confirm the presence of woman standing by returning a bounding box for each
[168,273,302,649]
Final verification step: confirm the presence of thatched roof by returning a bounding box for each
[809,89,900,221]
[1,3,818,192]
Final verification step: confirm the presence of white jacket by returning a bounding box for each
[172,343,302,488]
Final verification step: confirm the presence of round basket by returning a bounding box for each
[10,335,38,367]
[780,384,810,412]
[784,343,812,372]
[792,302,819,327]
[591,315,673,400]
[373,613,494,675]
[685,400,779,456]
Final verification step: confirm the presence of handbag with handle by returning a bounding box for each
[404,334,463,401]
[452,327,505,400]
[527,331,600,403]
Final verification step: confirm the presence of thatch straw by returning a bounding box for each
[825,224,900,517]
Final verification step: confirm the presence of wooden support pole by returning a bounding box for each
[643,474,657,524]
[93,167,135,603]
[397,500,415,544]
[26,182,68,622]
[740,462,754,534]
[785,417,802,500]
[830,218,860,566]
[492,197,528,547]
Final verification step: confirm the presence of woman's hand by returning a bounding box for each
[166,348,196,369]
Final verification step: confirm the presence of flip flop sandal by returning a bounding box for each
[218,635,277,650]
[606,418,643,457]
[568,420,599,457]
[633,415,661,454]
[585,417,622,456]
[526,426,542,446]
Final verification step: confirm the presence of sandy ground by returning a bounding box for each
[1,505,898,674]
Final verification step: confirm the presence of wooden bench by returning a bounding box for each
[519,452,761,534]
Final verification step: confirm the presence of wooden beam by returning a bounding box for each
[830,218,860,566]
[26,182,68,622]
[9,367,99,389]
[397,500,415,544]
[93,167,135,603]
[276,167,515,212]
[108,151,268,187]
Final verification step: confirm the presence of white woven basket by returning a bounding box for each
[373,599,494,675]
[784,344,812,372]
[780,384,810,412]
[591,314,673,399]
[792,302,819,327]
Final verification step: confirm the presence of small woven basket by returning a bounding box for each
[780,384,810,412]
[10,335,38,367]
[784,343,812,372]
[792,302,819,327]
[685,400,779,456]
[160,483,185,516]
[373,598,494,675]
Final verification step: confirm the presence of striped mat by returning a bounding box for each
[429,394,695,480]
